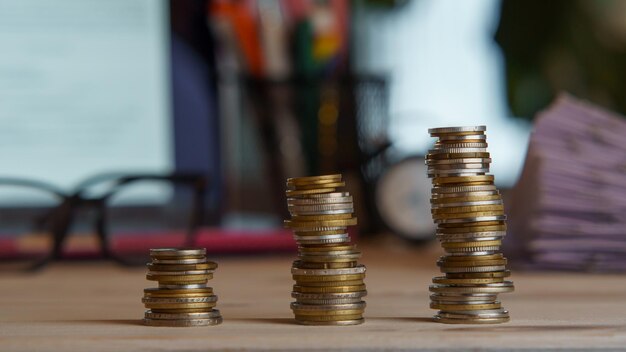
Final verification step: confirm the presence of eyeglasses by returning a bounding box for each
[0,173,208,271]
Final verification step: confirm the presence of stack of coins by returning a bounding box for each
[142,248,222,327]
[284,174,367,326]
[426,126,514,324]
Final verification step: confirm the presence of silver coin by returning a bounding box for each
[429,126,486,134]
[296,238,352,245]
[287,196,353,206]
[435,215,506,224]
[438,309,509,319]
[290,209,354,216]
[147,270,214,276]
[288,203,354,211]
[294,297,364,305]
[430,282,515,294]
[437,231,506,238]
[444,246,502,254]
[291,226,349,232]
[440,265,507,273]
[434,142,488,148]
[428,147,487,154]
[142,296,218,304]
[294,318,364,326]
[430,294,497,303]
[158,283,208,289]
[433,292,498,298]
[431,192,501,200]
[438,134,487,141]
[149,248,206,257]
[433,316,510,324]
[151,258,208,265]
[426,158,492,165]
[291,291,367,300]
[438,236,503,243]
[428,171,487,178]
[290,302,366,311]
[291,265,366,276]
[445,251,501,256]
[304,192,350,198]
[144,309,222,320]
[432,185,497,193]
[144,317,223,327]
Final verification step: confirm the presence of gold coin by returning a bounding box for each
[438,259,507,267]
[293,285,366,293]
[143,287,213,295]
[287,174,342,183]
[143,302,217,309]
[286,188,337,197]
[150,254,205,260]
[285,218,358,228]
[147,262,217,271]
[294,314,363,322]
[294,280,364,287]
[292,309,365,316]
[291,214,354,221]
[294,229,348,236]
[288,182,345,190]
[432,205,504,214]
[431,195,502,203]
[433,211,505,219]
[150,308,214,313]
[437,225,507,233]
[144,292,215,298]
[432,276,504,284]
[294,261,357,269]
[438,221,505,229]
[299,244,355,251]
[441,240,501,248]
[292,274,366,282]
[430,302,501,310]
[445,270,511,279]
[427,152,490,160]
[146,274,212,282]
[433,175,494,184]
[441,254,503,261]
[430,130,485,136]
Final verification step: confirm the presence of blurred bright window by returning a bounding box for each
[354,0,530,186]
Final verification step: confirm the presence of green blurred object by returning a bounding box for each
[495,0,626,120]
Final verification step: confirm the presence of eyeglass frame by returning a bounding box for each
[0,173,208,270]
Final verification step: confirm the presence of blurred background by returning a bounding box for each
[1,0,625,269]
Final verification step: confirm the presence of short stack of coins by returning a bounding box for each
[142,248,222,327]
[284,174,367,326]
[426,126,514,324]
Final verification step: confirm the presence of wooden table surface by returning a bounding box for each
[2,239,626,351]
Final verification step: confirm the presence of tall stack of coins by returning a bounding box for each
[284,174,367,326]
[426,126,514,324]
[142,248,222,327]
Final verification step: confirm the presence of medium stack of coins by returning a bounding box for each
[142,248,222,327]
[284,174,367,326]
[426,126,514,324]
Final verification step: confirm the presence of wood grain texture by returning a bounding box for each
[1,240,625,351]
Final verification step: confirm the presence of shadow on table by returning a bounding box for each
[227,318,295,325]
[58,319,144,326]
[445,324,625,333]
